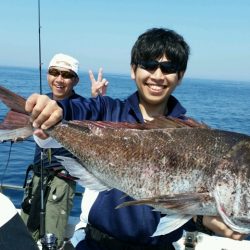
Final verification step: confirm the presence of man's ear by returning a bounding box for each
[130,65,136,80]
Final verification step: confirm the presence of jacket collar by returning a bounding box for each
[47,90,76,100]
[127,91,186,122]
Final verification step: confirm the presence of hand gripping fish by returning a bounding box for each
[0,85,250,234]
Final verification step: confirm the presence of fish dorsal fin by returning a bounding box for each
[67,120,147,130]
[55,156,110,191]
[144,116,208,129]
[0,86,27,114]
[67,117,207,131]
[116,192,213,214]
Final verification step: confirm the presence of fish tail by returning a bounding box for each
[0,85,27,114]
[0,85,32,142]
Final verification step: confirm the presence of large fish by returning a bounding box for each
[0,85,250,234]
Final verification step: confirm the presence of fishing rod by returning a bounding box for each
[37,2,57,248]
[38,0,43,95]
[0,142,13,192]
[38,0,45,238]
[37,0,47,247]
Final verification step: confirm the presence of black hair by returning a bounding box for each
[131,28,190,72]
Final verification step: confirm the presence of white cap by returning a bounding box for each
[48,53,79,76]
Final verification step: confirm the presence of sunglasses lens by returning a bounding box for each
[138,61,178,74]
[48,68,60,77]
[48,68,76,79]
[139,61,158,71]
[160,62,178,74]
[61,71,75,79]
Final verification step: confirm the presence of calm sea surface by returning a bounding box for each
[0,66,250,217]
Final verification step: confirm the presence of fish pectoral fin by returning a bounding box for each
[55,156,110,191]
[116,192,212,213]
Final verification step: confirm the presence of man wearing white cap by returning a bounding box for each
[21,53,108,248]
[47,53,80,100]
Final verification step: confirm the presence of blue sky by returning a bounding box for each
[0,0,250,81]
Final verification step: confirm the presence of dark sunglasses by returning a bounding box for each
[138,61,178,74]
[48,68,77,79]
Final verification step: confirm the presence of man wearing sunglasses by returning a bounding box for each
[21,53,108,248]
[25,29,245,250]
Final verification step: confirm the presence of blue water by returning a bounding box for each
[0,66,250,218]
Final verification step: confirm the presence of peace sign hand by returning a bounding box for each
[89,68,109,97]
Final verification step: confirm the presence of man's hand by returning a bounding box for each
[25,93,63,138]
[89,68,108,97]
[195,216,247,240]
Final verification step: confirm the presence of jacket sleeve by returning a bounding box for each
[58,95,107,121]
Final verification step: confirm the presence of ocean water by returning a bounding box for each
[0,66,250,218]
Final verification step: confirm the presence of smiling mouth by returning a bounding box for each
[145,83,167,90]
[54,84,64,89]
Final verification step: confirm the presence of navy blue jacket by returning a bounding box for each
[58,91,196,245]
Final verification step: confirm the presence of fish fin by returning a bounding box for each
[0,86,32,142]
[55,156,110,191]
[0,85,27,114]
[0,127,33,142]
[116,192,212,213]
[0,111,32,142]
[152,214,192,236]
[144,116,208,129]
[0,110,30,129]
[67,120,147,130]
[67,117,207,131]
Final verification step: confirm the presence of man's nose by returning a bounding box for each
[55,74,64,81]
[151,67,165,80]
